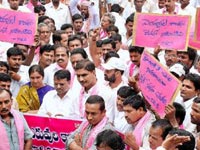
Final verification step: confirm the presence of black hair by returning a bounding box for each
[74,59,95,71]
[117,86,137,98]
[184,73,200,90]
[0,73,11,82]
[126,13,135,24]
[54,69,71,81]
[67,35,83,46]
[7,47,24,58]
[128,46,144,54]
[70,48,88,59]
[61,23,73,30]
[40,44,55,55]
[72,13,84,22]
[29,65,44,77]
[86,95,105,111]
[0,61,9,73]
[34,5,46,13]
[173,102,186,125]
[104,51,119,62]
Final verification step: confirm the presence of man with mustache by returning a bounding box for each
[7,47,29,97]
[44,45,73,87]
[0,88,33,149]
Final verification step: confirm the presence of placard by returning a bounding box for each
[24,114,82,150]
[139,51,181,117]
[133,13,191,50]
[195,8,200,41]
[0,8,37,45]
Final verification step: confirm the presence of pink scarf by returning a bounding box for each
[80,116,108,149]
[100,29,108,39]
[79,84,98,118]
[133,111,151,146]
[129,62,135,77]
[0,109,24,150]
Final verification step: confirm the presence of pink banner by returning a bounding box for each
[0,8,37,45]
[189,38,200,49]
[139,51,181,117]
[133,13,191,50]
[195,8,200,41]
[24,114,82,150]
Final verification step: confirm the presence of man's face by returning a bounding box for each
[38,10,45,17]
[60,33,68,48]
[102,43,113,59]
[116,95,125,111]
[7,55,22,70]
[39,26,51,44]
[123,104,141,125]
[101,16,111,30]
[0,81,11,90]
[40,51,55,68]
[164,50,177,67]
[115,40,121,51]
[125,22,133,35]
[104,69,116,83]
[65,28,73,37]
[158,0,165,8]
[16,45,29,59]
[0,90,12,118]
[70,54,84,69]
[177,52,191,69]
[97,144,112,150]
[181,79,197,101]
[134,0,145,10]
[165,0,175,11]
[129,52,141,66]
[55,47,68,68]
[54,78,70,97]
[0,66,8,74]
[76,68,96,90]
[85,103,105,126]
[73,19,83,32]
[9,0,19,10]
[80,5,89,19]
[191,102,200,125]
[30,71,44,89]
[68,39,82,52]
[148,126,164,149]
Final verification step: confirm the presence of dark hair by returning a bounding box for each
[106,25,119,33]
[38,15,49,24]
[54,45,69,57]
[110,4,122,13]
[123,95,147,111]
[29,65,44,77]
[128,46,144,54]
[61,23,73,30]
[0,61,9,73]
[0,73,11,82]
[184,73,200,90]
[72,13,84,22]
[168,129,195,150]
[86,95,105,111]
[67,35,83,46]
[173,102,186,125]
[110,33,122,42]
[70,48,88,59]
[74,59,95,71]
[102,38,116,49]
[96,40,103,47]
[151,119,173,139]
[53,30,67,44]
[34,5,46,13]
[194,97,200,103]
[40,44,55,55]
[96,129,125,150]
[77,31,87,39]
[0,88,12,98]
[104,51,119,62]
[54,69,71,81]
[117,86,137,98]
[126,13,135,24]
[13,43,29,49]
[7,47,24,58]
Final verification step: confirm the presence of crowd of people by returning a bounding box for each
[0,0,200,149]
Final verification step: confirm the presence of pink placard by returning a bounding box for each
[24,114,82,150]
[189,38,200,49]
[139,51,181,118]
[0,8,37,45]
[133,13,191,50]
[195,8,200,41]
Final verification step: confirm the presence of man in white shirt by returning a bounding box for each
[7,47,29,97]
[44,45,73,87]
[69,59,115,122]
[45,0,72,30]
[38,69,74,117]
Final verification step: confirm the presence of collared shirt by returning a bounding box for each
[44,62,73,87]
[69,81,115,122]
[10,65,30,98]
[37,89,75,117]
[45,2,72,29]
[0,111,33,150]
[66,119,114,150]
